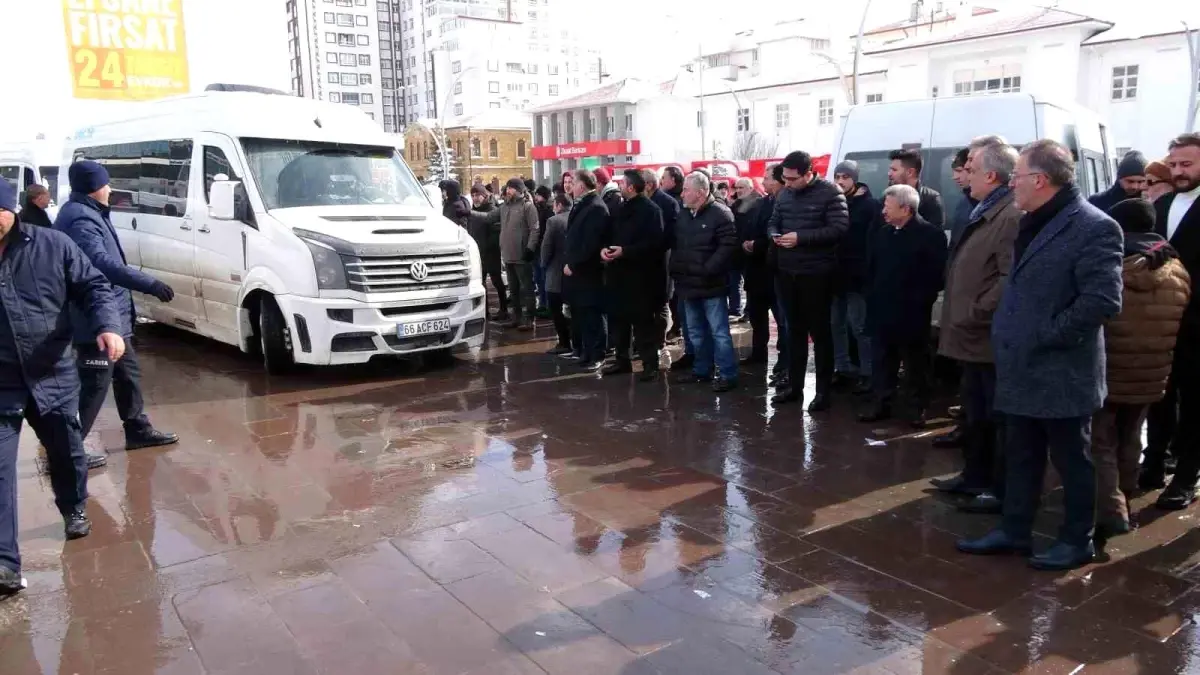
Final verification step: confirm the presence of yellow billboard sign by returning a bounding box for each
[62,0,190,101]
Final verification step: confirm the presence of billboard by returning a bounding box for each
[62,0,190,101]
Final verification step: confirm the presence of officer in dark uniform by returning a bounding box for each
[0,179,124,597]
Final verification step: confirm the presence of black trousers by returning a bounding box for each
[744,268,776,358]
[960,362,1003,494]
[776,271,834,393]
[77,341,151,439]
[1002,414,1095,547]
[1164,350,1200,489]
[613,304,667,368]
[1,393,89,572]
[505,262,536,320]
[570,299,605,364]
[548,292,571,348]
[484,251,507,313]
[870,336,932,409]
[1146,369,1179,468]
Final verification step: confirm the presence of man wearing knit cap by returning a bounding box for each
[471,178,541,329]
[0,179,126,597]
[830,159,878,394]
[55,160,178,463]
[1089,150,1148,213]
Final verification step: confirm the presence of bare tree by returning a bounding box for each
[731,131,781,160]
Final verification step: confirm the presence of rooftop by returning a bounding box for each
[528,78,678,114]
[863,7,1112,55]
[863,5,998,37]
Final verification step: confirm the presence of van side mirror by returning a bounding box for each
[210,179,252,224]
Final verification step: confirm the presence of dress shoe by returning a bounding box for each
[948,405,964,420]
[41,450,107,476]
[807,393,831,413]
[639,368,661,383]
[712,377,738,393]
[958,492,1002,514]
[831,372,853,389]
[547,343,573,355]
[909,407,928,429]
[1139,464,1167,491]
[932,426,966,449]
[670,353,694,371]
[601,361,633,376]
[516,319,534,332]
[768,371,789,387]
[852,378,872,396]
[1094,519,1133,540]
[673,372,713,384]
[739,353,768,366]
[490,310,510,322]
[1156,484,1197,511]
[956,529,1032,556]
[929,474,970,494]
[579,360,604,372]
[1029,541,1095,571]
[125,428,179,451]
[858,403,892,423]
[771,388,802,405]
[560,351,582,361]
[0,566,25,597]
[1165,456,1179,473]
[64,508,91,540]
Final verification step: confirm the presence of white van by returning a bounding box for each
[0,147,59,217]
[62,86,486,373]
[827,93,1114,224]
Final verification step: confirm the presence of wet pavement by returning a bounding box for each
[4,320,1200,675]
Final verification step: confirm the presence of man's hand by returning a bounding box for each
[742,241,755,254]
[601,246,623,262]
[777,232,799,249]
[149,280,175,303]
[523,248,537,263]
[563,264,573,277]
[97,332,126,362]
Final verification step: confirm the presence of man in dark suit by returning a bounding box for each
[1147,133,1200,508]
[562,169,610,371]
[957,140,1123,571]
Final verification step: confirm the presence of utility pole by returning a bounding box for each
[698,44,706,160]
[1187,22,1200,132]
[851,0,874,106]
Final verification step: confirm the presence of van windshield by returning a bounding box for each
[241,138,425,210]
[0,166,18,190]
[843,148,968,230]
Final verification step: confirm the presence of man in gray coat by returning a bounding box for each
[957,140,1123,571]
[540,194,572,354]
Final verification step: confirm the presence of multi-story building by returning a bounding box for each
[402,110,534,185]
[287,0,385,123]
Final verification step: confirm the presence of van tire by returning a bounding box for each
[259,295,295,375]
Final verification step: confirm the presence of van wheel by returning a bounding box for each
[259,295,295,375]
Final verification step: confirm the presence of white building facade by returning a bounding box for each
[286,0,386,123]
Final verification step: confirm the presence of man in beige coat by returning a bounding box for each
[931,143,1022,514]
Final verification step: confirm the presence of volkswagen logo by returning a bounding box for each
[409,261,430,281]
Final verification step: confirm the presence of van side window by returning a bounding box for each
[75,140,193,217]
[203,146,241,202]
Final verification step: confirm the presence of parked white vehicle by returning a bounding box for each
[61,85,486,373]
[0,145,60,219]
[827,93,1115,224]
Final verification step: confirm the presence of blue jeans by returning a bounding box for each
[831,291,871,377]
[534,264,548,310]
[683,296,738,381]
[675,294,693,355]
[727,271,743,314]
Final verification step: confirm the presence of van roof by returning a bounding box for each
[66,91,393,149]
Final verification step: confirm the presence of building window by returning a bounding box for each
[358,54,370,65]
[587,117,596,137]
[471,138,481,157]
[342,92,359,105]
[340,73,358,85]
[549,84,559,96]
[337,33,354,46]
[323,12,335,23]
[359,73,373,84]
[529,82,538,94]
[605,116,614,136]
[329,92,341,102]
[624,113,632,131]
[451,60,461,74]
[952,65,1021,96]
[454,103,463,115]
[489,102,501,109]
[517,139,526,158]
[328,72,340,83]
[775,104,789,129]
[1112,65,1138,100]
[326,52,338,63]
[355,15,367,26]
[361,93,373,104]
[325,32,336,42]
[528,63,539,74]
[818,99,834,126]
[488,81,500,93]
[339,53,356,66]
[549,64,559,75]
[487,60,499,72]
[336,13,353,26]
[507,83,522,92]
[488,138,498,158]
[866,93,883,104]
[455,139,464,156]
[506,62,523,73]
[736,107,750,132]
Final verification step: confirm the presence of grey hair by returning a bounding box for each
[685,171,711,194]
[573,168,597,190]
[1021,139,1076,187]
[641,169,658,187]
[974,144,1018,184]
[883,184,920,213]
[969,134,1008,151]
[734,177,754,190]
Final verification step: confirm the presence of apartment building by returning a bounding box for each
[286,0,385,122]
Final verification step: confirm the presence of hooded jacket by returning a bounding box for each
[439,180,470,229]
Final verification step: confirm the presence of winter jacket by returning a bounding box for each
[469,201,499,257]
[938,188,1021,364]
[1154,192,1200,346]
[540,212,569,294]
[535,200,554,237]
[650,189,680,235]
[494,194,540,264]
[948,188,978,255]
[992,189,1124,419]
[1088,183,1137,215]
[731,193,762,269]
[670,198,738,300]
[604,194,666,310]
[54,192,160,342]
[766,177,849,276]
[562,192,609,305]
[865,215,947,342]
[916,183,946,230]
[0,219,121,413]
[836,183,880,292]
[1103,234,1191,404]
[17,201,52,228]
[600,183,623,223]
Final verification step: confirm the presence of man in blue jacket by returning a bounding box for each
[0,180,126,597]
[55,161,177,462]
[957,140,1123,571]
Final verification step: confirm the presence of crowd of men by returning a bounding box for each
[440,131,1200,572]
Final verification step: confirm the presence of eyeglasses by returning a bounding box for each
[1010,171,1046,182]
[1147,179,1164,187]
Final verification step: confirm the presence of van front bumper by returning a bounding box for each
[274,289,487,365]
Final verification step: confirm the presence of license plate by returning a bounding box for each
[398,318,451,337]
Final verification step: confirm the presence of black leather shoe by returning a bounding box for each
[0,566,24,597]
[858,404,892,423]
[1156,485,1197,511]
[768,371,789,387]
[807,393,831,413]
[579,360,604,372]
[64,508,91,540]
[958,492,1002,514]
[739,353,768,366]
[601,361,633,376]
[831,372,853,389]
[949,405,964,420]
[125,428,179,451]
[639,368,661,383]
[1165,456,1179,473]
[670,353,694,372]
[86,452,108,470]
[771,388,802,405]
[852,378,872,396]
[929,474,973,495]
[1139,464,1167,491]
[547,344,573,355]
[712,377,738,393]
[932,426,966,449]
[1028,541,1094,571]
[909,407,928,429]
[956,529,1032,556]
[1095,519,1133,539]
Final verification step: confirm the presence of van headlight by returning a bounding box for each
[299,237,348,290]
[465,234,483,283]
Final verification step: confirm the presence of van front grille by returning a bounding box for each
[341,248,469,293]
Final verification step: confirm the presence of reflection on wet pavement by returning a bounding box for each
[4,323,1200,674]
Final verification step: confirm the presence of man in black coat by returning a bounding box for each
[888,149,945,229]
[859,184,947,426]
[563,169,610,370]
[602,170,666,381]
[748,165,790,384]
[1089,151,1148,214]
[670,171,739,392]
[17,185,53,228]
[830,160,879,393]
[1147,133,1200,508]
[533,185,554,315]
[439,179,471,228]
[470,184,507,320]
[768,151,850,410]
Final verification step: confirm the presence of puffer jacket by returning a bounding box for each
[1104,237,1191,404]
[670,198,738,300]
[766,177,849,275]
